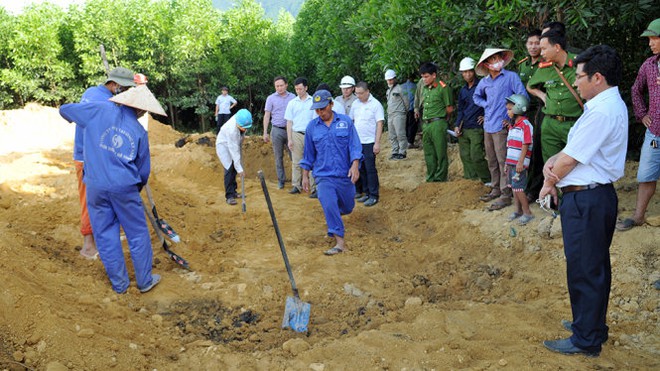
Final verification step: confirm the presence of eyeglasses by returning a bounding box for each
[536,195,558,218]
[575,73,589,80]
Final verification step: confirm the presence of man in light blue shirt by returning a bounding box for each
[285,77,315,195]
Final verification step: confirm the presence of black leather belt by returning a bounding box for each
[560,183,609,194]
[550,115,579,122]
[422,117,443,124]
[273,126,286,130]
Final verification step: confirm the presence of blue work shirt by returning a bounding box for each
[60,101,150,193]
[300,112,362,178]
[401,80,416,111]
[473,69,527,133]
[455,80,485,130]
[73,85,113,161]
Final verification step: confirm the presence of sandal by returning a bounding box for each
[488,199,511,211]
[518,214,535,225]
[479,193,500,202]
[323,246,344,256]
[615,218,643,231]
[508,212,522,221]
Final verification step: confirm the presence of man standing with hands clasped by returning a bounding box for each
[539,45,627,357]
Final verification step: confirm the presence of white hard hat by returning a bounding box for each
[384,69,396,80]
[458,57,476,72]
[339,75,356,88]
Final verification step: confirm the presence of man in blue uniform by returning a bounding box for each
[60,85,161,294]
[300,90,362,256]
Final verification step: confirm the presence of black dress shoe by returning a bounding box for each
[289,187,301,194]
[309,190,318,199]
[398,153,406,159]
[543,338,599,357]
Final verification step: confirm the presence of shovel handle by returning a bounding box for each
[258,170,299,298]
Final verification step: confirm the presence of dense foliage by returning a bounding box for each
[0,0,656,138]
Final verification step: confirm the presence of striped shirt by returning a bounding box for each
[505,117,533,168]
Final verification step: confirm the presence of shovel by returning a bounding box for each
[145,184,180,243]
[241,173,246,215]
[257,170,310,332]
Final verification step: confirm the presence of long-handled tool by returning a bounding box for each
[257,170,310,332]
[143,184,190,270]
[145,184,180,243]
[241,173,246,215]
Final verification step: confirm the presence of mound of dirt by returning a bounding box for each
[0,104,658,370]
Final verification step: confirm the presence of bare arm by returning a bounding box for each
[373,120,384,154]
[262,111,271,142]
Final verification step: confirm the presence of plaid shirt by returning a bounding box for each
[632,54,660,136]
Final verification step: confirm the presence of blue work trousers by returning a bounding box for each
[559,184,616,353]
[87,186,154,293]
[316,177,356,238]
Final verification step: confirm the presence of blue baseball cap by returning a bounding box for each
[310,90,333,110]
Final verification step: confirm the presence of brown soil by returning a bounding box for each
[0,103,658,370]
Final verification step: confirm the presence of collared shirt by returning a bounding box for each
[335,94,357,115]
[386,83,409,115]
[421,79,453,121]
[558,87,628,187]
[73,85,113,161]
[61,101,150,193]
[414,79,425,113]
[527,53,582,118]
[215,94,237,114]
[517,56,542,114]
[215,116,245,173]
[505,117,533,167]
[632,54,660,136]
[265,91,295,128]
[455,80,484,130]
[349,94,385,144]
[401,80,416,111]
[300,112,363,178]
[284,94,314,132]
[473,69,528,133]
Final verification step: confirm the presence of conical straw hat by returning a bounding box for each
[475,48,514,77]
[109,85,167,116]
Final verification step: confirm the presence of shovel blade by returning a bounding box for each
[282,296,310,333]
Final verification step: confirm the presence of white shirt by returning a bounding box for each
[284,94,314,132]
[215,115,244,173]
[349,94,384,144]
[215,94,237,114]
[558,87,628,187]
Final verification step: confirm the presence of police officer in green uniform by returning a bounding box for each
[527,29,582,162]
[518,29,545,199]
[417,62,454,182]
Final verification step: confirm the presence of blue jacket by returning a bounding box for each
[60,101,150,192]
[73,85,113,161]
[300,112,362,178]
[455,80,485,130]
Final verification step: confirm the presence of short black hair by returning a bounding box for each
[294,77,308,87]
[573,44,622,87]
[355,81,369,90]
[541,29,567,51]
[527,29,542,39]
[315,83,331,92]
[542,21,566,36]
[419,62,437,75]
[273,75,287,84]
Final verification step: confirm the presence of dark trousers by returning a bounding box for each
[559,184,616,352]
[359,143,379,199]
[525,109,545,199]
[216,113,231,133]
[405,110,418,145]
[224,163,238,200]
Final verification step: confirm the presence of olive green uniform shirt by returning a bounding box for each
[421,80,453,120]
[517,56,541,114]
[527,52,582,117]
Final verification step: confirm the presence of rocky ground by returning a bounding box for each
[0,104,658,370]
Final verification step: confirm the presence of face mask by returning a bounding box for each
[488,60,505,72]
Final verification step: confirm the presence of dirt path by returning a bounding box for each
[0,104,658,370]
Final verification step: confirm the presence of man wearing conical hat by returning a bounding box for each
[473,48,528,210]
[59,86,166,294]
[73,67,136,260]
